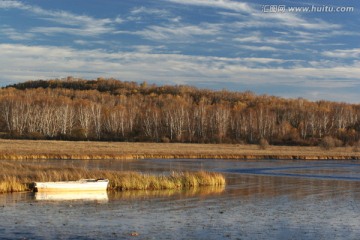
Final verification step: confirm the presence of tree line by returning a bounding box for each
[1,78,359,146]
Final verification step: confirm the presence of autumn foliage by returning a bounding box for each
[1,78,359,146]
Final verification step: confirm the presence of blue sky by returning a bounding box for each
[0,0,359,102]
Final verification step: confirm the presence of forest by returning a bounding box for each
[1,77,359,146]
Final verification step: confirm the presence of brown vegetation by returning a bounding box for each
[319,136,343,150]
[1,78,359,146]
[0,161,226,193]
[258,138,269,150]
[353,141,360,153]
[0,139,359,160]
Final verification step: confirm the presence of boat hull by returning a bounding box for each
[34,179,109,192]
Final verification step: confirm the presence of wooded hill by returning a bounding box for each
[1,77,360,146]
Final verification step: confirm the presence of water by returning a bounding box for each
[1,159,360,239]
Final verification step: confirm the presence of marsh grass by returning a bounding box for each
[0,175,27,193]
[0,161,226,193]
[0,139,359,160]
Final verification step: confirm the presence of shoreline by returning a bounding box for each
[0,139,359,161]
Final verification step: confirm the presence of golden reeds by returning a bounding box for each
[0,161,226,193]
[0,175,27,193]
[104,171,226,191]
[1,139,360,160]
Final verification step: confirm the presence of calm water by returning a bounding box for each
[1,159,360,239]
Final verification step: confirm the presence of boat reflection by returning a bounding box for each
[35,191,109,202]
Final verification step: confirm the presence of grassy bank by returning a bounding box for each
[0,161,226,193]
[0,139,360,160]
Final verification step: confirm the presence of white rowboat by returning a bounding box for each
[34,179,109,192]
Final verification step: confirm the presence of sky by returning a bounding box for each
[0,0,359,103]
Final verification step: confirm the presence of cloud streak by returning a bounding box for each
[165,0,252,13]
[133,23,222,41]
[165,0,340,31]
[1,43,359,102]
[322,48,360,58]
[0,25,34,40]
[0,0,117,37]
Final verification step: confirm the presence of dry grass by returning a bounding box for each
[0,161,226,193]
[0,139,359,160]
[103,171,225,191]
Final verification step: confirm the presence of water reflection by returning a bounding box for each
[227,174,360,201]
[30,186,225,202]
[108,185,225,201]
[0,186,225,205]
[0,192,34,206]
[225,161,360,181]
[35,191,109,202]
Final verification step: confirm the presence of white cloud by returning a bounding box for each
[322,48,360,58]
[114,16,124,24]
[74,40,89,45]
[127,6,181,24]
[241,46,278,52]
[234,35,289,45]
[0,1,116,37]
[1,43,359,102]
[235,36,261,43]
[132,23,221,41]
[170,16,182,23]
[165,0,341,34]
[254,12,340,30]
[132,45,157,53]
[0,25,34,40]
[30,25,111,37]
[131,6,170,17]
[243,57,284,63]
[0,0,23,8]
[165,0,252,13]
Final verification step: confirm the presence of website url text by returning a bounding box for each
[262,5,354,13]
